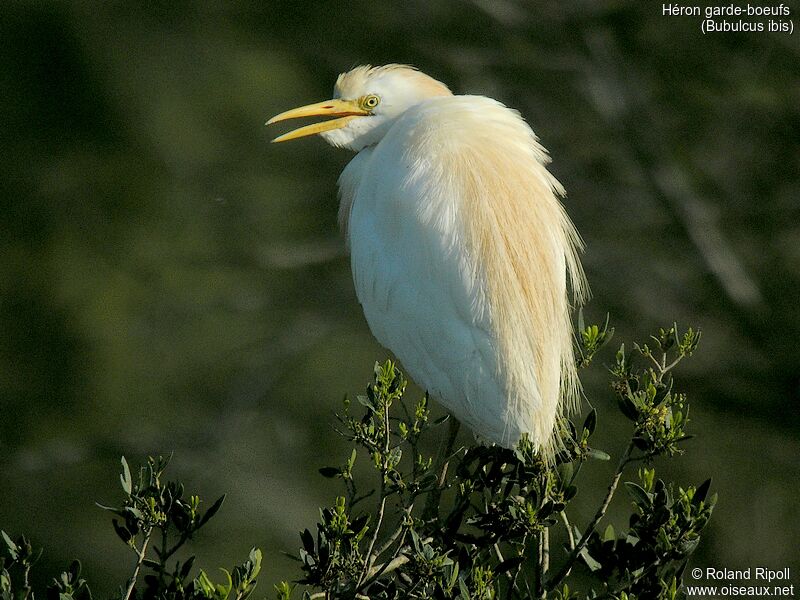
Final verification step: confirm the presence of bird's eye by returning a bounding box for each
[362,94,380,110]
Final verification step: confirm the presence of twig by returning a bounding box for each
[661,354,685,375]
[493,543,506,564]
[122,531,151,600]
[351,489,375,508]
[375,523,405,559]
[542,527,549,582]
[358,401,392,587]
[363,496,387,571]
[535,529,549,599]
[560,511,576,551]
[389,525,409,562]
[493,543,518,588]
[362,521,410,588]
[22,562,31,591]
[507,534,528,600]
[645,349,685,377]
[545,440,635,590]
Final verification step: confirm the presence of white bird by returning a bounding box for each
[268,65,587,459]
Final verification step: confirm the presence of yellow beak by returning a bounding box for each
[266,98,368,143]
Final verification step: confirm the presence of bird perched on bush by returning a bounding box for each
[268,64,587,459]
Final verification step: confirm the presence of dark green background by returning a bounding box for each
[1,1,798,593]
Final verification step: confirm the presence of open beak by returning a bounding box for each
[266,98,368,143]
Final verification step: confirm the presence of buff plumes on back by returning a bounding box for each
[408,97,588,459]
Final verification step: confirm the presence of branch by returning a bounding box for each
[361,495,387,577]
[560,511,576,551]
[545,440,635,590]
[122,531,151,600]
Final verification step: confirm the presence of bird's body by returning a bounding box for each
[269,65,587,458]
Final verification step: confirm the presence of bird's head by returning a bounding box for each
[267,64,452,151]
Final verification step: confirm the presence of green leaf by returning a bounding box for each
[583,409,597,435]
[678,537,700,555]
[356,395,375,412]
[616,343,626,368]
[579,547,602,572]
[1,531,18,559]
[624,482,653,508]
[125,506,144,521]
[180,556,196,579]
[602,524,615,542]
[112,520,132,543]
[458,577,470,599]
[350,514,369,534]
[68,560,81,581]
[94,502,124,516]
[300,529,314,555]
[626,531,640,546]
[195,570,216,597]
[495,556,525,574]
[347,449,357,470]
[247,547,262,580]
[120,457,132,495]
[586,448,610,461]
[563,485,578,501]
[692,479,711,506]
[274,581,292,600]
[557,462,574,487]
[199,495,226,528]
[318,467,340,478]
[617,395,639,421]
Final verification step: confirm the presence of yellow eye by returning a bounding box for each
[362,94,380,110]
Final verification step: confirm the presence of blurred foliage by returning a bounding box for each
[2,457,261,600]
[0,0,798,594]
[2,325,715,599]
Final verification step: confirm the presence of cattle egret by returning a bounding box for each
[268,65,587,459]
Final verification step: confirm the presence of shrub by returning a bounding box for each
[1,322,714,600]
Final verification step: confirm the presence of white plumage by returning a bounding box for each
[268,65,587,459]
